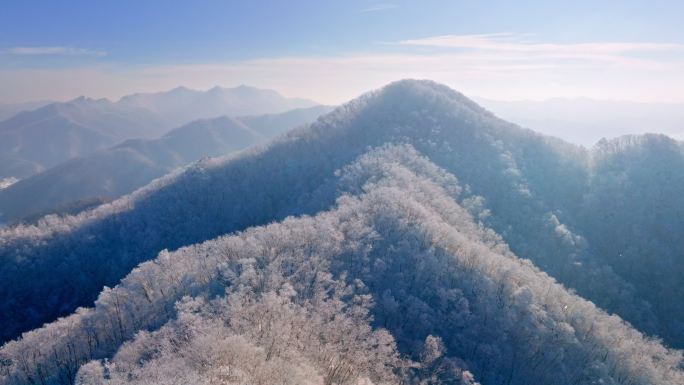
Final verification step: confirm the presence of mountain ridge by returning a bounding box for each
[0,80,683,374]
[0,85,322,180]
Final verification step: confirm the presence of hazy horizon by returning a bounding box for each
[2,1,684,104]
[7,82,684,106]
[4,81,682,148]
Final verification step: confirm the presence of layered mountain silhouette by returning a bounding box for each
[0,97,167,179]
[1,80,683,385]
[0,105,333,224]
[118,85,318,125]
[0,86,319,180]
[0,101,52,121]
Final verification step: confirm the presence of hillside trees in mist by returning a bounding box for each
[578,134,684,345]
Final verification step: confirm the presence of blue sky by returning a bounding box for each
[1,0,684,103]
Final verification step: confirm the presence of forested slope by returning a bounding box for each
[2,145,681,385]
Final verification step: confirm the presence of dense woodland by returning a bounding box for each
[1,80,683,384]
[2,145,682,385]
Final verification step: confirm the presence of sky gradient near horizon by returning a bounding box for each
[1,0,684,104]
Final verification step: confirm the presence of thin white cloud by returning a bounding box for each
[4,46,106,57]
[402,33,682,51]
[360,3,399,13]
[400,33,684,62]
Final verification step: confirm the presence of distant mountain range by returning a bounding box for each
[0,86,319,180]
[1,81,683,385]
[118,85,317,125]
[0,105,333,224]
[0,100,52,121]
[477,97,684,146]
[0,97,164,179]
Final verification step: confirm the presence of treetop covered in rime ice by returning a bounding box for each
[1,144,682,385]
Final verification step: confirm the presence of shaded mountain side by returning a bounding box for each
[579,134,684,345]
[0,105,332,224]
[2,145,681,385]
[0,155,42,181]
[0,80,682,352]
